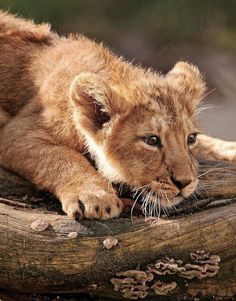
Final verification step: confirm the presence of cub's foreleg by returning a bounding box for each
[0,118,123,220]
[198,134,236,162]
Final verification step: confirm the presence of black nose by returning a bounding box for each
[171,177,192,190]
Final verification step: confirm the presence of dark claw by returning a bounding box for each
[78,200,85,215]
[94,205,99,213]
[105,206,111,214]
[75,212,82,220]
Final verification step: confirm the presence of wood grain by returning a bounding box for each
[0,161,235,299]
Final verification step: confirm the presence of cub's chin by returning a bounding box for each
[140,194,183,211]
[140,194,186,217]
[115,179,198,216]
[159,195,184,208]
[138,180,199,215]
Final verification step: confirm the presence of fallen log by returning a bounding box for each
[0,161,235,300]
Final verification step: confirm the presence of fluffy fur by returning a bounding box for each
[0,11,235,219]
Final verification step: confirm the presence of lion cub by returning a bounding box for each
[0,11,235,219]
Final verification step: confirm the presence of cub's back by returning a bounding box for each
[0,11,53,115]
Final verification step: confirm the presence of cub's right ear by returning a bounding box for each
[69,72,127,133]
[166,62,207,114]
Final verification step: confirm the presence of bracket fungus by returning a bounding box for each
[180,250,221,279]
[30,219,49,232]
[103,236,119,249]
[151,280,177,295]
[111,270,153,299]
[147,257,185,275]
[111,251,221,299]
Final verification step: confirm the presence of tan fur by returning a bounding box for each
[0,11,235,219]
[0,10,51,38]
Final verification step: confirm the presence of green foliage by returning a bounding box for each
[0,0,236,51]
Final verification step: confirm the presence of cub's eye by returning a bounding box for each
[144,135,162,147]
[187,133,198,145]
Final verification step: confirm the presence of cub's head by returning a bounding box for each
[70,62,206,214]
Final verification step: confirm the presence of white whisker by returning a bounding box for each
[196,104,218,115]
[196,163,222,179]
[131,186,149,223]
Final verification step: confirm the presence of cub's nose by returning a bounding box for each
[171,176,192,190]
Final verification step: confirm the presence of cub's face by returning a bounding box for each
[103,104,199,209]
[70,61,206,212]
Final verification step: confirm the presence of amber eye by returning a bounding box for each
[144,135,162,147]
[187,133,198,145]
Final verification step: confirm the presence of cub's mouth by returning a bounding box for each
[115,179,199,217]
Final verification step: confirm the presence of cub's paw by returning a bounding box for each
[61,190,123,220]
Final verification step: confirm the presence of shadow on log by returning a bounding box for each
[0,161,235,300]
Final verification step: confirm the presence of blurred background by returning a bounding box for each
[0,0,235,139]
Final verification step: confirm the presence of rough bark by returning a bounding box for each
[0,161,235,300]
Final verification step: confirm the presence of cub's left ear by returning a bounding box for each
[166,62,207,113]
[69,72,127,133]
